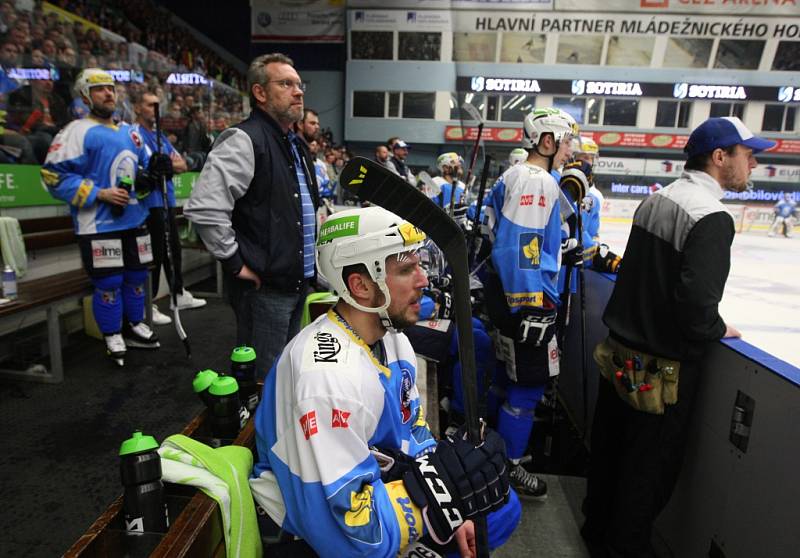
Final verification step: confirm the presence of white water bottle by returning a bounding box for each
[2,265,17,299]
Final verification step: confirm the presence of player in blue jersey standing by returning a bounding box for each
[41,69,168,366]
[483,107,578,499]
[250,206,520,558]
[132,90,206,326]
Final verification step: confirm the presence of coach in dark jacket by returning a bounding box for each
[185,53,319,378]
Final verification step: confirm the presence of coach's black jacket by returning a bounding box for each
[603,170,734,362]
[185,108,319,293]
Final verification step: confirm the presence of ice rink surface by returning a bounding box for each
[599,217,800,370]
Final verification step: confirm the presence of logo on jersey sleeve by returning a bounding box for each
[313,331,341,363]
[344,484,373,527]
[332,408,351,428]
[400,367,413,423]
[130,130,143,149]
[519,232,542,269]
[299,410,318,440]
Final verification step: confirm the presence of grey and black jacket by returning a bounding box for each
[185,108,319,292]
[603,170,733,361]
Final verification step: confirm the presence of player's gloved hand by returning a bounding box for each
[426,288,453,319]
[134,166,158,199]
[431,273,452,290]
[148,152,174,180]
[561,237,583,267]
[402,426,509,545]
[593,243,622,274]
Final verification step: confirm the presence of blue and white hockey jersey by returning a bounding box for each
[41,117,149,234]
[485,162,562,310]
[251,310,436,557]
[315,158,334,199]
[131,123,177,208]
[775,198,798,218]
[430,177,465,209]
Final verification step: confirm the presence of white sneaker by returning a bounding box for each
[151,304,172,325]
[170,289,207,310]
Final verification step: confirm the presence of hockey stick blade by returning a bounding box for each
[341,157,489,557]
[461,102,484,125]
[417,171,441,197]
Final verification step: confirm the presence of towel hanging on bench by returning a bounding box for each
[0,216,27,278]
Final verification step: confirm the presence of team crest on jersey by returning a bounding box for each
[400,367,413,423]
[519,232,542,269]
[129,130,143,149]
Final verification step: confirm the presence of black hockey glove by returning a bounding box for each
[593,243,622,274]
[561,237,583,268]
[148,152,174,181]
[134,166,158,199]
[402,426,509,545]
[426,288,453,320]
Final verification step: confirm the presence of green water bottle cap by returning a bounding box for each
[119,176,134,185]
[230,346,256,363]
[192,369,219,393]
[119,431,159,456]
[209,375,239,396]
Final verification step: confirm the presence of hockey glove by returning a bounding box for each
[134,166,158,199]
[402,426,509,545]
[426,288,454,320]
[593,243,622,274]
[148,152,174,180]
[561,237,583,268]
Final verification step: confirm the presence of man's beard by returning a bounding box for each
[91,104,114,119]
[386,308,418,330]
[721,165,748,193]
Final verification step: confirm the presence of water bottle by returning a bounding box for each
[119,431,169,534]
[111,176,133,217]
[2,265,17,300]
[208,376,248,440]
[192,369,219,407]
[230,346,259,413]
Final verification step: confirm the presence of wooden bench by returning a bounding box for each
[1,217,89,384]
[64,411,257,558]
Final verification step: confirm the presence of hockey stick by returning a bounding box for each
[154,103,191,358]
[454,102,484,218]
[340,157,490,558]
[468,155,492,267]
[575,206,589,436]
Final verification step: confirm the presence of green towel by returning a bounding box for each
[158,434,262,558]
[0,216,27,278]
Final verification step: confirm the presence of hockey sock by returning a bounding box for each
[92,273,123,334]
[498,384,546,460]
[122,268,148,324]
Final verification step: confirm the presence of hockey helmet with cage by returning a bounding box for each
[522,107,579,149]
[508,148,528,166]
[316,206,427,331]
[436,152,460,173]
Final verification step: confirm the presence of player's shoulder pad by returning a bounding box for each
[44,118,99,163]
[297,318,355,371]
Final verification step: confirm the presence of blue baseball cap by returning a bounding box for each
[684,117,776,157]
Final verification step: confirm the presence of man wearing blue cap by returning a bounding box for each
[581,117,775,558]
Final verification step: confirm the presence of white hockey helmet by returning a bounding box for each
[508,148,528,166]
[573,136,600,163]
[75,68,115,107]
[522,107,579,149]
[316,206,426,330]
[436,152,460,173]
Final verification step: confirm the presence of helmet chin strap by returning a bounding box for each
[341,279,401,333]
[533,141,559,172]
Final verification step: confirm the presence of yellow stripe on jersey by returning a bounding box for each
[413,403,428,429]
[40,168,61,188]
[71,180,94,208]
[386,480,423,549]
[328,309,391,379]
[505,291,544,308]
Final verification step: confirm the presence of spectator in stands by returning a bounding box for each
[297,107,320,145]
[132,90,206,326]
[389,139,415,185]
[374,143,398,174]
[582,117,772,557]
[182,105,210,168]
[185,52,319,379]
[7,71,69,162]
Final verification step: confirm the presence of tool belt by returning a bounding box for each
[593,336,680,415]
